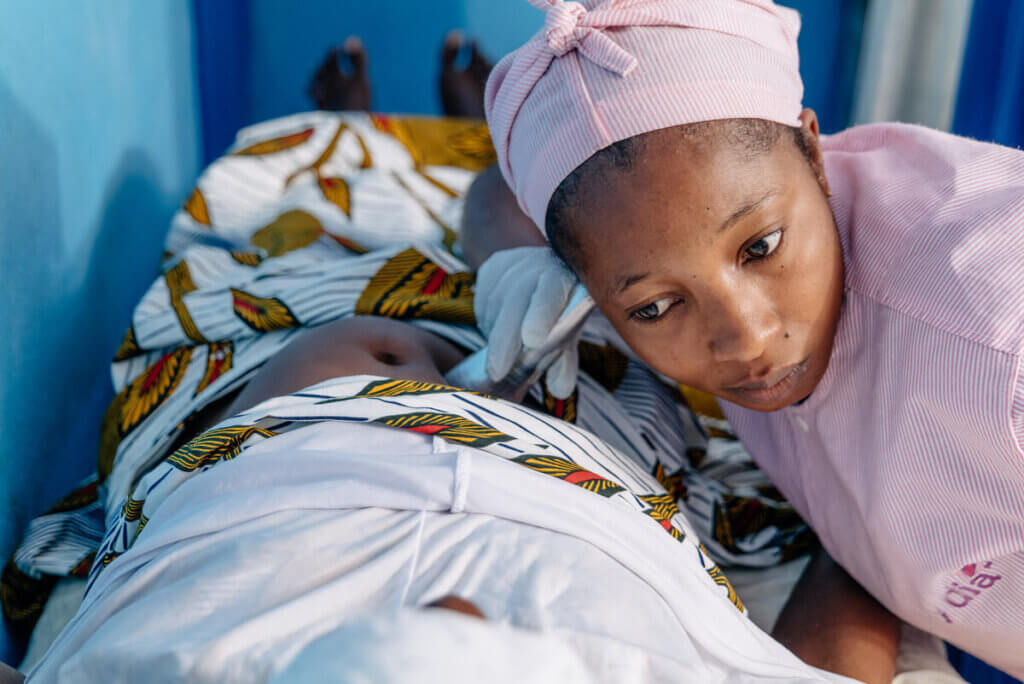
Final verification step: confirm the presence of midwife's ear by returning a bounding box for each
[798,108,831,197]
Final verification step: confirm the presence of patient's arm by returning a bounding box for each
[0,662,24,684]
[224,316,465,416]
[772,549,901,684]
[460,165,545,270]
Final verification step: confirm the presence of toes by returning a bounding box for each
[468,40,493,79]
[441,30,462,69]
[309,46,343,106]
[313,46,342,82]
[343,35,367,78]
[308,38,371,111]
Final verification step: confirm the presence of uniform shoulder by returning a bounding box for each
[823,123,1024,352]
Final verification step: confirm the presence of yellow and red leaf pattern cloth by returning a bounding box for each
[166,425,277,472]
[512,455,625,498]
[233,127,314,156]
[371,412,511,448]
[182,187,211,225]
[355,247,474,325]
[370,115,496,171]
[5,111,808,638]
[165,260,207,343]
[231,288,300,332]
[250,210,325,257]
[112,325,141,362]
[351,377,478,400]
[118,347,193,436]
[195,342,233,396]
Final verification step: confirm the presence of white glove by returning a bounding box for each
[474,246,585,399]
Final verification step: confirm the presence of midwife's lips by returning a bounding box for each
[722,358,809,405]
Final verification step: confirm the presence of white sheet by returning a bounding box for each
[27,421,853,683]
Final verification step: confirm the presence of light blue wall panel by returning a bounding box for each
[236,0,859,157]
[0,1,201,662]
[245,0,541,124]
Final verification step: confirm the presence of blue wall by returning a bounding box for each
[197,0,544,162]
[0,1,201,662]
[954,0,1024,149]
[196,0,862,164]
[784,0,865,133]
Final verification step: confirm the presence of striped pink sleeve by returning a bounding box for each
[1014,354,1024,460]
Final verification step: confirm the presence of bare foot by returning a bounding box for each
[308,36,371,111]
[439,31,493,119]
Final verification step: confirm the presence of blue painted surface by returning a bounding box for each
[194,0,250,164]
[948,645,1024,684]
[782,0,866,133]
[245,0,540,123]
[195,0,863,167]
[0,1,200,664]
[953,0,1024,148]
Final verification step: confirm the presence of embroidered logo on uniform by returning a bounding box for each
[939,561,1003,622]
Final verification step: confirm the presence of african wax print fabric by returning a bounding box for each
[2,111,812,644]
[89,374,743,612]
[27,415,851,684]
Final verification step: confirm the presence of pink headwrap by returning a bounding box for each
[484,0,804,234]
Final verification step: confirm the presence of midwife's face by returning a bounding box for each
[573,111,843,411]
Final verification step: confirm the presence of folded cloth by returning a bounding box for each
[27,385,851,683]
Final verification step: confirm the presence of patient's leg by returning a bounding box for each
[459,165,546,271]
[772,548,900,684]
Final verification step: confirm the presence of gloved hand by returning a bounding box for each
[474,246,586,399]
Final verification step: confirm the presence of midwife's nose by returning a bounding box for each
[705,288,781,365]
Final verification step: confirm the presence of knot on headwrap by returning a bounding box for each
[485,0,805,234]
[542,1,586,55]
[532,0,639,75]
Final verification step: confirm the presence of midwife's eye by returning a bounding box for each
[630,297,679,323]
[745,229,783,260]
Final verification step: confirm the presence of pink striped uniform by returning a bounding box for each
[721,122,1024,677]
